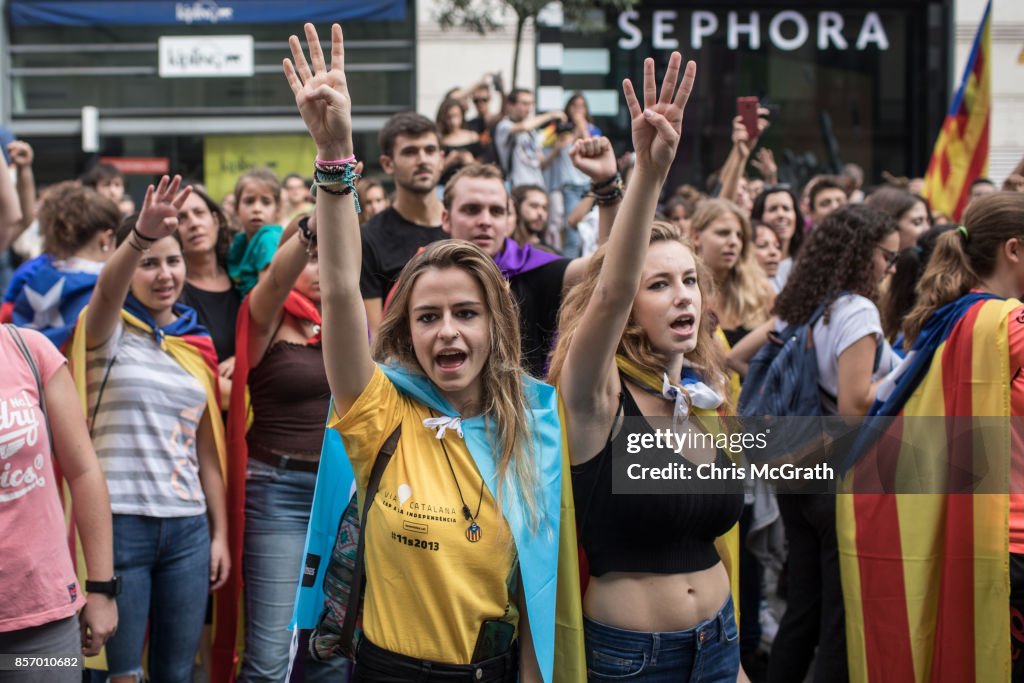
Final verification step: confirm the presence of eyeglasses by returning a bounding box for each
[761,183,792,193]
[876,244,900,268]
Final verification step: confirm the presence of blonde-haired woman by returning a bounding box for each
[549,52,746,681]
[283,23,578,681]
[690,198,774,347]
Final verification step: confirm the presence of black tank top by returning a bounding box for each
[571,384,745,576]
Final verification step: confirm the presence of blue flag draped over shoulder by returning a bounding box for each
[293,363,565,681]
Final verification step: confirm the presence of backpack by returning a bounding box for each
[737,303,831,461]
[309,425,401,661]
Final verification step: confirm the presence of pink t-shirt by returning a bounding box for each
[0,326,81,631]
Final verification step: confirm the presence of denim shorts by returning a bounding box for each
[584,595,740,682]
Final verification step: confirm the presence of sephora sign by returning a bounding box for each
[617,9,890,51]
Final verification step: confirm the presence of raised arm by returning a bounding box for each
[562,136,620,289]
[560,53,696,409]
[0,151,21,252]
[719,109,768,202]
[8,141,37,234]
[508,110,566,135]
[284,23,373,415]
[85,176,190,348]
[246,213,316,364]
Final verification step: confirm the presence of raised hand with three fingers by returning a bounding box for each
[621,51,696,178]
[282,23,352,161]
[135,175,191,242]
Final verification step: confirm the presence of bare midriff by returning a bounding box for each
[584,561,730,632]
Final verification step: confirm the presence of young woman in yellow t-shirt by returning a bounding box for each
[282,23,556,682]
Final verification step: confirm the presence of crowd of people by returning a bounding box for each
[3,20,1024,683]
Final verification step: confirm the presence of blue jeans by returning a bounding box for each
[239,459,349,682]
[584,596,740,682]
[107,514,211,683]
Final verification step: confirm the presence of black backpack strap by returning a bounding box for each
[5,324,53,449]
[341,424,402,656]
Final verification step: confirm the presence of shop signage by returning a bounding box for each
[100,157,171,175]
[158,35,254,78]
[9,0,407,27]
[617,10,890,51]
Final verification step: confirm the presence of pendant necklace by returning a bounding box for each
[437,437,485,543]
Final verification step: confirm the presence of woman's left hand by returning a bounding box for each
[209,535,231,591]
[622,52,696,177]
[79,593,118,656]
[135,175,191,242]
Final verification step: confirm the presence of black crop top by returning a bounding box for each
[571,384,744,576]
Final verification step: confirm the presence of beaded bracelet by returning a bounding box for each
[591,187,624,206]
[311,162,362,213]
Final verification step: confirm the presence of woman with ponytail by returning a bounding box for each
[840,191,1024,682]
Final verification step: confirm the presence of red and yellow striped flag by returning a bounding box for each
[922,0,991,222]
[838,297,1017,682]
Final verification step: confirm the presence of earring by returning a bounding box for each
[101,243,110,253]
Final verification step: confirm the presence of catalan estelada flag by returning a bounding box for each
[922,0,991,222]
[838,293,1019,682]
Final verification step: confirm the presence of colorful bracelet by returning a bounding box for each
[311,162,362,213]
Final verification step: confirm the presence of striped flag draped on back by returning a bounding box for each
[922,0,991,222]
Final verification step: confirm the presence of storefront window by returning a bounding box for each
[556,1,949,190]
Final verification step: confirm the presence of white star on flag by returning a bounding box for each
[23,278,66,330]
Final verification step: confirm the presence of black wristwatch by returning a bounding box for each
[85,576,122,597]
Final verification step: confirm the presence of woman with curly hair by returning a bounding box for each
[751,186,804,291]
[690,198,774,347]
[177,186,239,408]
[730,203,901,683]
[2,182,119,348]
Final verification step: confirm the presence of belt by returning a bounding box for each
[355,637,518,682]
[248,448,320,473]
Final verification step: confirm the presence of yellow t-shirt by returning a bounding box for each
[329,367,519,664]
